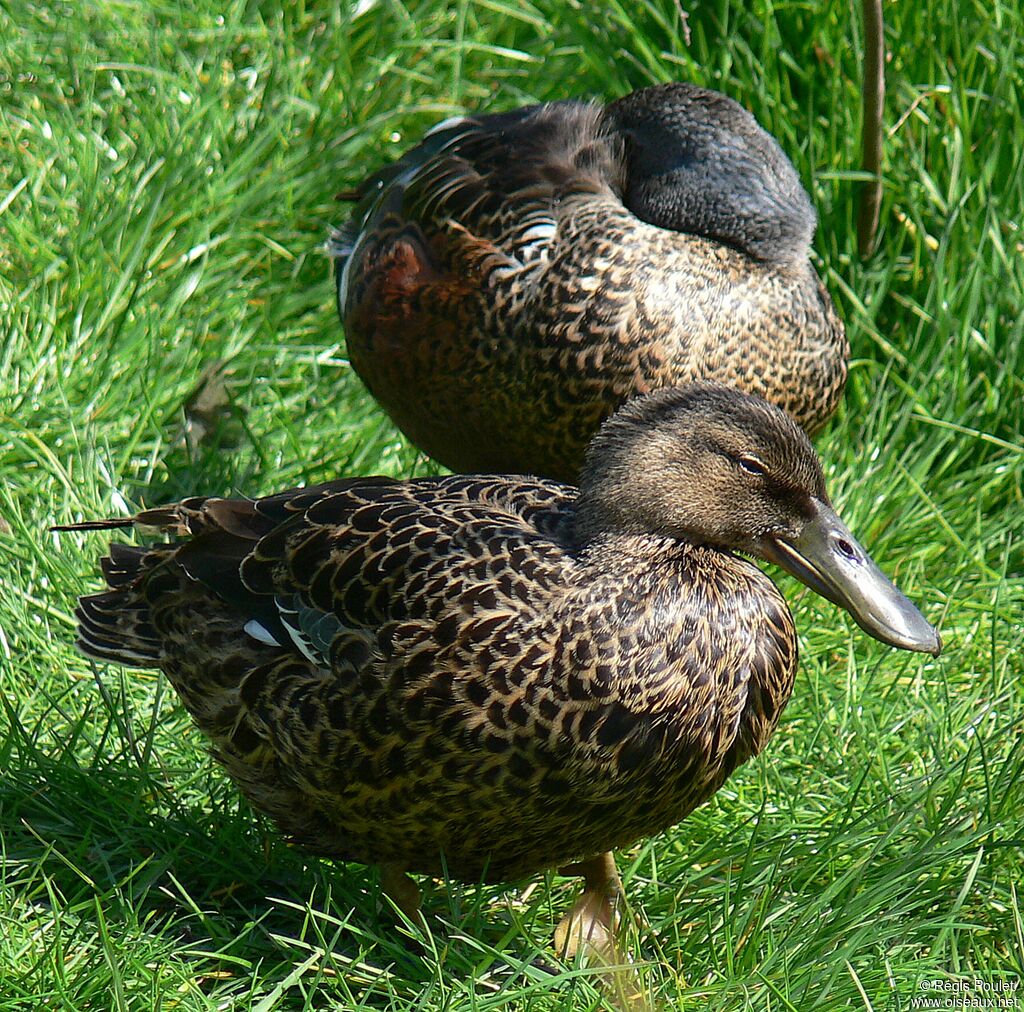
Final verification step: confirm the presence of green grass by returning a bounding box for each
[1,0,1022,1008]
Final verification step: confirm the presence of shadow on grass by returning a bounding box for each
[0,688,611,1007]
[2,709,310,933]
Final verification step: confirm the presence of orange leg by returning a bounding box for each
[555,853,656,1010]
[553,851,622,960]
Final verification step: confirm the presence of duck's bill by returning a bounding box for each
[759,500,942,656]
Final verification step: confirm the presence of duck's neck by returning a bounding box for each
[604,87,816,266]
[572,448,712,551]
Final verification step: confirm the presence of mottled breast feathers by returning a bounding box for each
[74,475,797,881]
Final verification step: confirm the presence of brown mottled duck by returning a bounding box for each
[60,384,937,958]
[331,83,848,482]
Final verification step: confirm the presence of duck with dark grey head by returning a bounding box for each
[332,83,848,482]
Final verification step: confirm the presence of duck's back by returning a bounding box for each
[333,84,847,481]
[75,475,797,881]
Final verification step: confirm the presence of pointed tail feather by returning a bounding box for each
[51,517,135,532]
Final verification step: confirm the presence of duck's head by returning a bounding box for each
[576,383,941,655]
[605,82,816,266]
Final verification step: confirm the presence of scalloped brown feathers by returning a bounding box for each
[332,82,847,481]
[69,468,795,882]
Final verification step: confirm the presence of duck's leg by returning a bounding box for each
[380,863,425,931]
[555,854,656,1011]
[554,851,622,960]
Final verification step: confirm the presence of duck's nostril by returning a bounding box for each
[835,537,857,561]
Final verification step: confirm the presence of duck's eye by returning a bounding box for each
[737,455,767,477]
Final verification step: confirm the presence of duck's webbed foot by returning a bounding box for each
[555,852,657,1011]
[553,851,622,961]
